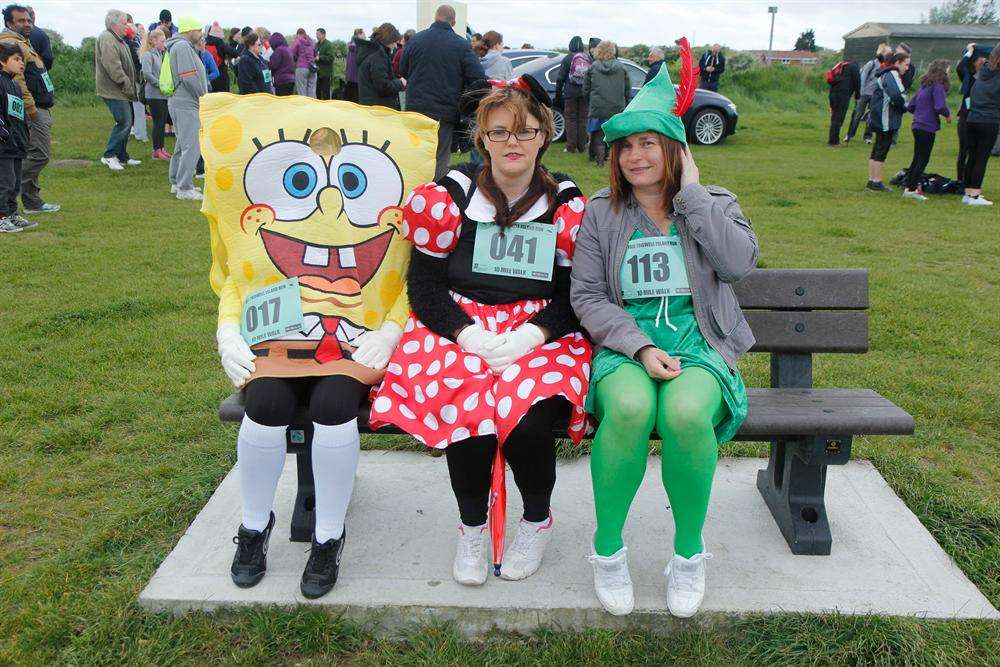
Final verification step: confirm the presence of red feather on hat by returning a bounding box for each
[672,37,699,117]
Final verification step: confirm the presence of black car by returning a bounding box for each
[500,49,558,70]
[512,56,738,145]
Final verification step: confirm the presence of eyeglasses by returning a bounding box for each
[485,128,543,142]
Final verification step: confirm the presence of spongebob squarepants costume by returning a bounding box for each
[201,93,436,596]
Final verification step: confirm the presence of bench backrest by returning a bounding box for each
[733,269,869,389]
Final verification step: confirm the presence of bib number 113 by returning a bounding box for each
[626,251,670,283]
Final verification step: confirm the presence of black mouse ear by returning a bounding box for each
[520,74,552,108]
[459,79,492,117]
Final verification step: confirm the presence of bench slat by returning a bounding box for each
[735,269,869,310]
[746,311,868,353]
[219,388,914,439]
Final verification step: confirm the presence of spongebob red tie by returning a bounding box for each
[314,316,344,363]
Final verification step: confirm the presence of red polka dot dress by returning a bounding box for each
[369,169,594,448]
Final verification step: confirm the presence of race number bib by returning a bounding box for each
[41,71,54,92]
[262,69,272,85]
[620,236,690,300]
[241,277,304,345]
[472,220,557,282]
[6,95,23,121]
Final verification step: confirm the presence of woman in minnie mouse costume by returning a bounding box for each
[370,75,592,585]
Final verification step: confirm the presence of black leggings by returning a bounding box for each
[905,129,936,190]
[243,375,368,427]
[275,82,295,96]
[148,98,168,151]
[962,121,999,189]
[445,397,568,526]
[956,114,969,182]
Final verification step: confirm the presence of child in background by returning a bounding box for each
[0,43,32,233]
[902,60,952,201]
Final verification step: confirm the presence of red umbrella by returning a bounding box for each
[488,445,507,577]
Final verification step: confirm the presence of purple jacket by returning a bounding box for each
[292,34,316,68]
[268,33,296,85]
[906,82,951,133]
[345,38,359,83]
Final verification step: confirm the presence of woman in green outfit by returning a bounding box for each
[570,43,758,618]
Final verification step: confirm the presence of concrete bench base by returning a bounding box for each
[138,452,998,634]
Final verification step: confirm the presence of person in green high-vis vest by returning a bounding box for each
[570,40,758,618]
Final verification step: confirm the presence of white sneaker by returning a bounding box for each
[9,214,37,229]
[125,159,142,166]
[499,515,553,580]
[962,194,993,206]
[902,189,927,201]
[100,156,124,171]
[664,551,713,618]
[23,203,60,214]
[452,523,488,586]
[0,216,23,233]
[588,547,634,616]
[176,188,204,201]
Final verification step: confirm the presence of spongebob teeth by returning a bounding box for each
[338,246,357,268]
[303,245,330,267]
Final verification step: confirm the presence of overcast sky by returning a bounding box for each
[36,0,934,51]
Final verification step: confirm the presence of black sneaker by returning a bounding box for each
[300,527,346,599]
[230,512,275,588]
[866,180,893,193]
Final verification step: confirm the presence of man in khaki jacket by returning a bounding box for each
[94,9,138,170]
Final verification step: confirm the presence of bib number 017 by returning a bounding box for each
[245,297,281,332]
[240,277,305,345]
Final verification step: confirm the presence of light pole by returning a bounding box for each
[768,6,778,63]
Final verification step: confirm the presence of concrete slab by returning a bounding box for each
[139,453,998,634]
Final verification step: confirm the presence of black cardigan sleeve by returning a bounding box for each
[407,248,474,339]
[528,266,578,341]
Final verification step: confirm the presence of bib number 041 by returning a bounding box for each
[241,277,305,345]
[472,220,556,282]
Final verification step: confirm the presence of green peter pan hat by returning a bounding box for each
[601,37,697,146]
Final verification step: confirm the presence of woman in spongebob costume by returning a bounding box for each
[201,93,437,598]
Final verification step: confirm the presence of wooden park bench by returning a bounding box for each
[219,268,915,555]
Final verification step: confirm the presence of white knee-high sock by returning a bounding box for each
[311,419,361,543]
[237,416,287,531]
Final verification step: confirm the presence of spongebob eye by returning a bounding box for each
[245,141,328,221]
[336,163,367,199]
[329,144,403,227]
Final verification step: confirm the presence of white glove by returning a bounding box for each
[217,323,256,388]
[479,323,545,373]
[352,321,403,370]
[456,324,498,356]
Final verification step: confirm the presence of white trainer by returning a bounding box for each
[452,523,488,586]
[664,551,713,618]
[125,158,142,166]
[962,194,993,206]
[500,515,553,580]
[100,156,124,171]
[902,189,927,201]
[588,547,634,616]
[176,188,204,201]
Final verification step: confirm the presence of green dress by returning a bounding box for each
[586,222,748,444]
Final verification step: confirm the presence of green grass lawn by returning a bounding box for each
[1,99,998,664]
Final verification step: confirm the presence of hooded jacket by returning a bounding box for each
[266,33,295,86]
[968,63,1000,124]
[480,50,513,80]
[94,28,137,101]
[0,70,29,158]
[292,34,316,68]
[140,47,167,100]
[398,20,486,123]
[583,58,630,120]
[356,37,404,109]
[0,29,50,112]
[868,65,907,132]
[236,50,268,94]
[165,33,208,108]
[859,57,882,97]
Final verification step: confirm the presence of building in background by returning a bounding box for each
[843,23,1000,68]
[751,50,820,66]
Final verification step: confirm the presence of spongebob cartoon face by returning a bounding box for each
[203,94,438,381]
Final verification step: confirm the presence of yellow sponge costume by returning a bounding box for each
[202,94,438,383]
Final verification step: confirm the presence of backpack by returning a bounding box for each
[158,49,175,96]
[826,61,848,85]
[207,44,223,67]
[568,52,591,86]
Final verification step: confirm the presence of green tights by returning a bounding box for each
[591,363,725,559]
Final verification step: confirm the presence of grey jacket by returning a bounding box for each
[165,34,207,108]
[570,183,758,370]
[140,49,166,100]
